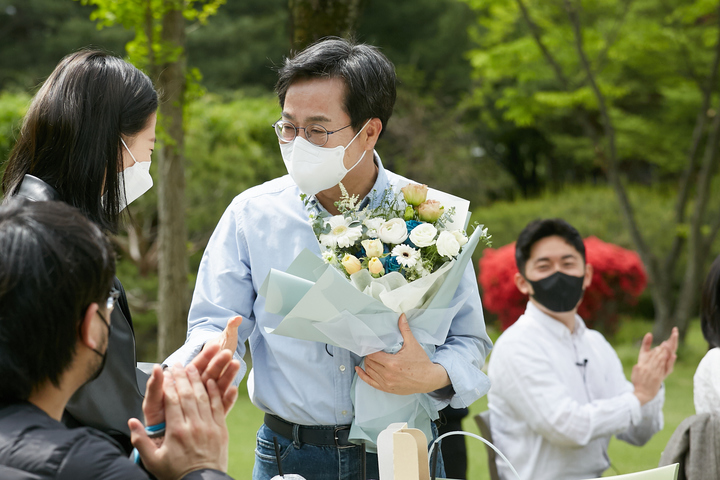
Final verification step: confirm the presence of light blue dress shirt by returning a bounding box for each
[165,152,492,426]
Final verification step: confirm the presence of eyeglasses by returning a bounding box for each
[106,287,120,313]
[272,119,352,147]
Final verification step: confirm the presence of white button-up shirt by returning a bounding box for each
[488,302,664,480]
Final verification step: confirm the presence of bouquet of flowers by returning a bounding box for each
[313,183,487,287]
[259,182,490,450]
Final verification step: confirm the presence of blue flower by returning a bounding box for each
[405,220,421,249]
[406,220,421,233]
[385,255,401,273]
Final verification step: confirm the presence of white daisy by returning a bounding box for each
[321,251,336,264]
[391,244,421,268]
[319,215,362,249]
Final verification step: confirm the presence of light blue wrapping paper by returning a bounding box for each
[259,226,485,450]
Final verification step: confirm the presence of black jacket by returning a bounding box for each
[14,175,148,454]
[0,402,232,480]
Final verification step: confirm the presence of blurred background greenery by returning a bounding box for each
[1,0,717,476]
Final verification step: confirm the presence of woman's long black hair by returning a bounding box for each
[2,50,158,233]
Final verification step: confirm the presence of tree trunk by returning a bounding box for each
[672,94,720,340]
[156,5,189,361]
[650,270,679,342]
[289,0,364,50]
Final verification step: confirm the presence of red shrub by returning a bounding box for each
[478,236,647,335]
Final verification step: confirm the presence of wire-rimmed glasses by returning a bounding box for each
[272,119,352,147]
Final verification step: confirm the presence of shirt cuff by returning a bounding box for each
[163,330,247,387]
[624,391,643,426]
[430,350,491,409]
[163,330,217,367]
[639,384,665,421]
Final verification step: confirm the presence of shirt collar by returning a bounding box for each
[365,151,390,209]
[524,301,586,339]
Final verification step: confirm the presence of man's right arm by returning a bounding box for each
[163,201,256,385]
[490,340,643,448]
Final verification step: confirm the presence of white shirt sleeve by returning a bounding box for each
[163,200,256,385]
[599,337,664,446]
[694,348,720,415]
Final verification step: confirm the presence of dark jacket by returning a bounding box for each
[14,175,148,454]
[0,402,232,480]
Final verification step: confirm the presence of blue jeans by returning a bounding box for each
[252,422,446,480]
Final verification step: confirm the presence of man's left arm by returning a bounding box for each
[356,263,492,407]
[610,348,665,446]
[428,262,492,408]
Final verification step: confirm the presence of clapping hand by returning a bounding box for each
[143,317,242,426]
[130,364,229,479]
[632,327,678,405]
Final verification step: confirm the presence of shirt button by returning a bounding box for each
[339,365,346,372]
[342,410,348,415]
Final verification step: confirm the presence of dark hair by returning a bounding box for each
[0,199,115,402]
[701,255,720,348]
[515,218,586,275]
[276,37,396,138]
[2,50,158,233]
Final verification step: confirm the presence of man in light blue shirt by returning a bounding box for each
[165,37,492,480]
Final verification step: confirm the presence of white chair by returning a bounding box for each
[578,464,678,480]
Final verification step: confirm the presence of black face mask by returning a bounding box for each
[85,310,111,384]
[527,271,585,313]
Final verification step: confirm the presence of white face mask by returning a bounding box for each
[119,137,153,211]
[280,119,371,196]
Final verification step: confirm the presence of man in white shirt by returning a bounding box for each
[488,218,679,480]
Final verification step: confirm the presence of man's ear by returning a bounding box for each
[79,302,101,351]
[583,263,594,289]
[515,271,533,296]
[362,118,383,151]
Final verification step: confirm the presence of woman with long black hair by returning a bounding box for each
[2,49,158,453]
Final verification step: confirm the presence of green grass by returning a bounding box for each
[225,318,707,479]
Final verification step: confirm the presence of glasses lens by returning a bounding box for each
[275,121,296,142]
[306,124,328,146]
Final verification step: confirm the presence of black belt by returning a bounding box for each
[264,413,353,448]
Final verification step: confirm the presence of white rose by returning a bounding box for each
[363,217,385,238]
[409,223,438,248]
[451,230,468,248]
[378,218,408,244]
[436,231,460,258]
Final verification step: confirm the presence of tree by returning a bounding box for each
[79,0,225,360]
[461,0,720,340]
[0,0,131,90]
[289,0,363,50]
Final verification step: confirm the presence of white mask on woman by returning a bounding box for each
[280,119,371,196]
[119,137,153,211]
